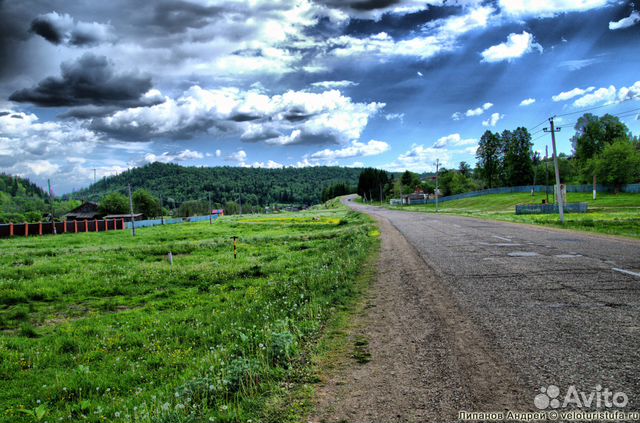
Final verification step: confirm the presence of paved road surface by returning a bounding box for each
[313,199,640,422]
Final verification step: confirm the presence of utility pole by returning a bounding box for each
[48,179,56,235]
[128,184,136,236]
[544,117,564,224]
[435,159,440,213]
[160,196,164,225]
[93,169,96,184]
[545,145,550,204]
[593,174,597,200]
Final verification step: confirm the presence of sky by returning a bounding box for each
[1,0,639,193]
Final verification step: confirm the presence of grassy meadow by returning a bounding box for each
[382,192,640,239]
[0,209,377,423]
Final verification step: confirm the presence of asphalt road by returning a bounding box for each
[342,199,640,417]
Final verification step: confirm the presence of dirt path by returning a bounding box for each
[311,209,529,423]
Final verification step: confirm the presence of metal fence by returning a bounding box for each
[516,202,588,215]
[125,214,218,229]
[0,214,221,239]
[397,183,640,205]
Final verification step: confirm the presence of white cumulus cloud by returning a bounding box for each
[552,86,595,101]
[609,10,640,30]
[482,112,504,127]
[433,133,477,148]
[143,149,204,164]
[481,31,543,63]
[519,98,536,106]
[498,0,611,17]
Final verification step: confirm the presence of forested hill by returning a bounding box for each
[0,174,48,198]
[71,163,364,206]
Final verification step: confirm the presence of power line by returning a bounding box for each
[528,118,549,132]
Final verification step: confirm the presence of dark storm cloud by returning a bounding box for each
[318,0,402,12]
[30,15,63,44]
[151,0,223,33]
[29,12,114,47]
[0,111,10,117]
[9,53,153,107]
[229,113,262,122]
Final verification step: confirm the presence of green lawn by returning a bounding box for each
[0,209,377,423]
[382,192,640,239]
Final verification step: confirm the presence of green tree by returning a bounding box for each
[133,189,162,217]
[502,127,533,186]
[594,140,640,192]
[358,168,390,201]
[571,113,630,162]
[177,200,209,217]
[99,192,129,215]
[476,130,503,188]
[458,161,471,177]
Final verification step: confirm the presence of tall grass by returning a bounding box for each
[0,209,376,422]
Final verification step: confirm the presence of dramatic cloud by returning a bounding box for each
[481,31,543,63]
[0,108,103,185]
[482,112,504,127]
[309,140,390,160]
[433,133,476,148]
[498,0,611,17]
[609,10,640,30]
[551,86,595,102]
[519,98,536,106]
[9,54,155,108]
[30,12,114,46]
[143,149,204,164]
[327,6,494,59]
[314,0,480,20]
[92,86,385,144]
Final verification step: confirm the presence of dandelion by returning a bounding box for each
[162,403,170,411]
[175,403,185,410]
[114,412,121,418]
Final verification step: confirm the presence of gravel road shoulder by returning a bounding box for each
[310,209,530,423]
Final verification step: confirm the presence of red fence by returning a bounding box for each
[0,218,127,239]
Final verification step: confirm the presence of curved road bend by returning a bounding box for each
[313,197,640,423]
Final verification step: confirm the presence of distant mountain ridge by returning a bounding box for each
[70,162,366,206]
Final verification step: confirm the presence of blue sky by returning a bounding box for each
[1,0,639,193]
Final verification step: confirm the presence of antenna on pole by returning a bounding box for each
[543,116,564,224]
[93,169,97,184]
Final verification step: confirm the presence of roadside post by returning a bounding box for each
[231,236,238,259]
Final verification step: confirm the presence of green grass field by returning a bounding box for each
[383,192,640,239]
[0,209,377,423]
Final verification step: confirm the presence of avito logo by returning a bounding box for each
[535,385,629,410]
